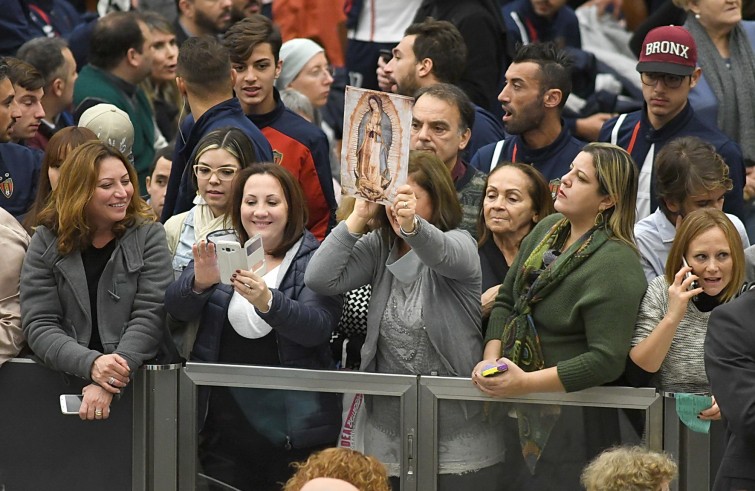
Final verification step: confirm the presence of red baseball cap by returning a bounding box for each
[637,26,697,76]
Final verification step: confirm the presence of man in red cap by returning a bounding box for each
[599,25,745,222]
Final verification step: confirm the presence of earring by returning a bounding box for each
[695,13,701,19]
[594,209,605,227]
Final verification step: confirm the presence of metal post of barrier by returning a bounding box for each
[132,363,182,491]
[177,368,198,491]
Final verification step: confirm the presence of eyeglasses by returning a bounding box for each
[193,164,238,181]
[640,72,687,89]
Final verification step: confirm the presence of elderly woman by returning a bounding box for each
[675,0,755,163]
[306,150,505,490]
[477,162,554,332]
[20,141,173,420]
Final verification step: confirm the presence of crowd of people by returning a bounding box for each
[1,0,755,490]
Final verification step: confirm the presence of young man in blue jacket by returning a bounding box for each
[225,15,336,240]
[0,59,42,220]
[599,26,745,221]
[161,35,273,222]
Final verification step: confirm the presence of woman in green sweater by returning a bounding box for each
[471,142,647,487]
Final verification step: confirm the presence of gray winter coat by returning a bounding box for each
[20,221,173,380]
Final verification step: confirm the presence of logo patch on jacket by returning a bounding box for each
[0,173,12,198]
[273,150,283,166]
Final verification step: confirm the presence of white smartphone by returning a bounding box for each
[60,394,83,415]
[216,240,248,285]
[245,234,266,276]
[215,235,267,285]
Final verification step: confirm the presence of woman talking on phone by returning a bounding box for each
[628,209,744,418]
[20,141,173,421]
[164,163,342,491]
[471,143,647,488]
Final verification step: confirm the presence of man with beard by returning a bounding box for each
[411,83,485,238]
[175,0,233,47]
[380,18,504,159]
[470,42,582,180]
[0,58,43,219]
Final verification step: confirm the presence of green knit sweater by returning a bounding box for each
[485,213,647,392]
[74,65,155,191]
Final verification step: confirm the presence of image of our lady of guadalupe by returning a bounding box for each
[355,95,393,201]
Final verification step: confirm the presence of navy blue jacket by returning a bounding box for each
[465,104,506,161]
[0,143,43,219]
[164,230,342,447]
[161,98,273,221]
[599,102,746,219]
[503,0,581,53]
[469,122,582,181]
[248,90,336,240]
[0,1,34,56]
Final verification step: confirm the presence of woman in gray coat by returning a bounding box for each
[305,151,504,490]
[20,141,173,421]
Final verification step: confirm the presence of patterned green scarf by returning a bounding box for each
[501,217,611,473]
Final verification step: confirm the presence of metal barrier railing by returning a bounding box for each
[0,358,719,490]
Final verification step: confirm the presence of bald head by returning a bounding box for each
[300,478,359,491]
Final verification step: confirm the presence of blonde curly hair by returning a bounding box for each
[581,446,678,491]
[283,448,390,491]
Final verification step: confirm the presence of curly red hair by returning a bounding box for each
[283,448,390,491]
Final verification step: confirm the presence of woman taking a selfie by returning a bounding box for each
[472,143,647,488]
[628,209,744,418]
[164,163,341,491]
[20,141,172,421]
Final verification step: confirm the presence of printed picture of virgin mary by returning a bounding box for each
[355,95,393,200]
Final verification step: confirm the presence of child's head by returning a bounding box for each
[581,446,678,491]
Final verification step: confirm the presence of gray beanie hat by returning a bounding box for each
[275,38,325,90]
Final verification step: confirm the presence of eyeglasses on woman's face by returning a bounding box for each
[193,164,238,181]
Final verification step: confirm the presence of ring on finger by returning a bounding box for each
[108,376,116,386]
[95,409,103,416]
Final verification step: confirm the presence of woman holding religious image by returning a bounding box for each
[627,209,744,418]
[20,141,172,421]
[306,150,505,490]
[164,163,342,491]
[472,143,647,488]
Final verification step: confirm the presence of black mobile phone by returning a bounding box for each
[682,257,699,291]
[379,49,393,64]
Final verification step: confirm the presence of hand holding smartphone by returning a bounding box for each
[682,257,699,297]
[482,363,509,377]
[216,234,266,284]
[60,394,83,415]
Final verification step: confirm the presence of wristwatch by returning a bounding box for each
[399,215,421,238]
